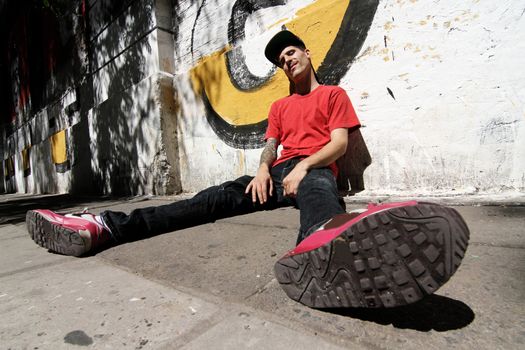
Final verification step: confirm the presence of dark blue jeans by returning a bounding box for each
[101,158,345,245]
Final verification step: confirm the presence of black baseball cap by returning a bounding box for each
[264,30,306,66]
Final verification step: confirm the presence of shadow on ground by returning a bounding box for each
[323,294,475,332]
[0,194,129,224]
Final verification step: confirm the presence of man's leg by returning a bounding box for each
[101,175,269,243]
[294,167,345,244]
[27,175,277,255]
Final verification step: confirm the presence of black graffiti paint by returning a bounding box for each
[225,0,284,91]
[202,93,269,148]
[203,0,285,149]
[191,0,208,58]
[316,0,379,85]
[193,0,379,149]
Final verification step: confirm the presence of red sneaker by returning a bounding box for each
[274,201,470,308]
[26,209,111,257]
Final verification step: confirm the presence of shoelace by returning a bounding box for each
[65,208,91,218]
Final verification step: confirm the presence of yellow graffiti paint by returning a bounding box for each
[190,0,350,126]
[236,149,246,175]
[50,130,67,164]
[22,147,30,171]
[4,156,15,177]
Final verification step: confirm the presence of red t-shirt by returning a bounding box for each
[264,85,360,176]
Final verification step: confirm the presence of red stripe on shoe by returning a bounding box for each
[287,201,419,257]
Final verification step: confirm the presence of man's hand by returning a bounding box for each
[282,162,308,197]
[247,138,278,204]
[281,128,349,197]
[245,165,273,204]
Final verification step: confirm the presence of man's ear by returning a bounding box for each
[304,48,311,58]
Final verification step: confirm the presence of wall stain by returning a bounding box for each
[479,118,519,145]
[64,330,93,346]
[387,87,396,100]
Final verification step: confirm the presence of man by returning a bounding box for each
[26,30,469,308]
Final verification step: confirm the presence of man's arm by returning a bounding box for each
[282,128,348,197]
[245,138,279,204]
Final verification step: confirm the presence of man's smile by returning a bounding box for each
[288,61,298,73]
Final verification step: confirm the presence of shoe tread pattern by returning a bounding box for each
[26,210,87,257]
[274,203,470,308]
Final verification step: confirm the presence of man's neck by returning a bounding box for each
[293,69,320,95]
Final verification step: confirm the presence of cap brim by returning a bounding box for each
[264,30,305,66]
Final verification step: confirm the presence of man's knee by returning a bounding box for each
[216,175,253,192]
[233,175,254,188]
[298,168,337,193]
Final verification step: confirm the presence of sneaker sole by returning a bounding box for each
[274,203,470,308]
[26,210,87,257]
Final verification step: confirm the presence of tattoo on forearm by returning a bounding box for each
[260,139,277,166]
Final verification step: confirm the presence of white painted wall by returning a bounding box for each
[174,72,262,188]
[347,0,525,195]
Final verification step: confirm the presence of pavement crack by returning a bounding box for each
[156,309,228,349]
[244,278,278,300]
[219,221,296,230]
[469,242,525,250]
[0,257,72,279]
[0,234,27,242]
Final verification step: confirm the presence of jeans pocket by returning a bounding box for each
[280,159,301,181]
[280,165,292,182]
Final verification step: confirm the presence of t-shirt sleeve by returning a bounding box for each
[264,102,281,140]
[328,87,361,131]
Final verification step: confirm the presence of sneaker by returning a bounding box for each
[274,201,470,308]
[26,209,111,257]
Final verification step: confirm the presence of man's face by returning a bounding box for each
[277,45,311,82]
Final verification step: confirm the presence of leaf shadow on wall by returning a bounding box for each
[69,0,159,196]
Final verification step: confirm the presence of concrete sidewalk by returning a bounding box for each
[1,194,524,349]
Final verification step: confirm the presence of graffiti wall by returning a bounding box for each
[188,0,377,148]
[174,0,524,196]
[1,0,524,197]
[174,0,378,190]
